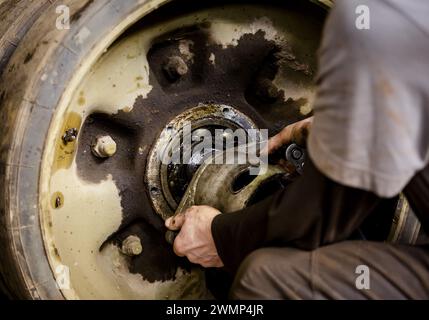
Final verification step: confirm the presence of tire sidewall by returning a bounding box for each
[0,0,169,299]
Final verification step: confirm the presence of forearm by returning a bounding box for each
[211,194,273,273]
[212,156,387,273]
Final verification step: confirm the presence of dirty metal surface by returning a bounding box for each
[145,103,260,221]
[45,1,324,299]
[75,24,316,283]
[164,151,288,244]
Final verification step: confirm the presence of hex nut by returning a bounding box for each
[91,135,117,158]
[121,235,142,256]
[256,78,281,101]
[62,128,78,144]
[163,56,188,81]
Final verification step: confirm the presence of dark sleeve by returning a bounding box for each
[211,156,387,273]
[403,162,429,236]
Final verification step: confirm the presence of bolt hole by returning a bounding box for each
[166,125,174,134]
[222,107,233,116]
[52,192,64,209]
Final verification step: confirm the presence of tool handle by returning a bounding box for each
[165,229,178,245]
[269,143,306,174]
[285,143,306,175]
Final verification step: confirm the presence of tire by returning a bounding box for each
[0,0,51,75]
[0,0,170,299]
[0,0,420,300]
[0,0,58,299]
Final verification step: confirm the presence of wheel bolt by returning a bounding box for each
[256,79,281,102]
[121,235,142,256]
[91,135,117,158]
[62,128,78,145]
[163,56,188,81]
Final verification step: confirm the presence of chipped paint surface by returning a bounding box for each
[52,112,82,172]
[73,32,153,115]
[98,244,208,299]
[210,16,278,48]
[40,2,322,299]
[49,164,123,299]
[71,4,318,118]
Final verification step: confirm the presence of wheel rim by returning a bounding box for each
[39,0,326,299]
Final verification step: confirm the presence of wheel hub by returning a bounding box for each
[38,0,325,299]
[146,103,259,220]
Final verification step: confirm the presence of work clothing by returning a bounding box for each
[211,0,429,299]
[231,242,429,299]
[309,0,429,198]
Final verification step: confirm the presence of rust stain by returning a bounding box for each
[52,112,82,172]
[78,91,86,106]
[51,191,65,209]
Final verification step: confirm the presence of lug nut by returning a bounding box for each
[256,79,281,102]
[163,56,188,81]
[91,135,117,158]
[62,128,78,145]
[121,235,142,256]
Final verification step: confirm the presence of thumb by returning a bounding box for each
[165,212,186,231]
[266,135,281,155]
[292,117,313,145]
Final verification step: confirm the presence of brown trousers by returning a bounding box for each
[230,241,429,299]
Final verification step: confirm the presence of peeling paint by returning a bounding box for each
[49,164,123,299]
[41,2,324,299]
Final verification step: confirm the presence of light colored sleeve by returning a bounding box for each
[308,0,429,198]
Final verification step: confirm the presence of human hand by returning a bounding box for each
[165,205,224,268]
[267,117,313,154]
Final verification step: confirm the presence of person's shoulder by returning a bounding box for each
[326,0,428,58]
